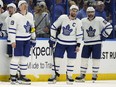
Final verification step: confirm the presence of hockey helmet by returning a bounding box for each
[70,5,79,10]
[86,7,95,12]
[7,3,16,9]
[18,0,27,8]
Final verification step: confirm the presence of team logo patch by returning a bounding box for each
[86,26,96,37]
[62,24,73,36]
[11,20,14,25]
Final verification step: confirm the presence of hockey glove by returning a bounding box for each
[101,31,108,41]
[49,36,56,48]
[30,39,36,47]
[101,34,107,41]
[7,44,13,57]
[0,30,7,37]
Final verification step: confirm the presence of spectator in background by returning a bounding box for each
[28,0,35,14]
[76,0,84,9]
[104,0,112,22]
[34,1,50,38]
[77,1,90,19]
[51,0,65,22]
[68,0,76,7]
[95,1,107,20]
[45,0,53,11]
[36,0,45,3]
[3,0,15,4]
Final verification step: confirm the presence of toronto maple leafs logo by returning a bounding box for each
[24,21,31,33]
[62,24,73,36]
[86,26,96,37]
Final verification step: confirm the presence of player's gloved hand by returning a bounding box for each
[0,31,7,37]
[30,39,36,47]
[101,34,107,41]
[49,36,56,48]
[100,31,108,41]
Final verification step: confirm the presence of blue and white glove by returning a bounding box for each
[0,31,7,37]
[30,39,36,47]
[101,31,109,41]
[48,36,56,48]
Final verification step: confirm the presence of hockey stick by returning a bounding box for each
[35,14,47,29]
[52,47,60,77]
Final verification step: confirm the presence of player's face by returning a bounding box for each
[70,9,78,18]
[8,7,15,15]
[87,11,95,20]
[19,3,28,11]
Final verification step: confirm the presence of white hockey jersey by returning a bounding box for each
[51,15,83,45]
[81,17,112,45]
[0,13,7,30]
[5,15,13,44]
[0,12,8,37]
[8,12,35,43]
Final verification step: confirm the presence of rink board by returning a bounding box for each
[0,38,116,81]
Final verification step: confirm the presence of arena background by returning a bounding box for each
[0,0,116,82]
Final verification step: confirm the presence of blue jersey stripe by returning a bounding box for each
[9,28,16,30]
[16,35,31,38]
[84,40,101,43]
[58,38,76,43]
[9,32,16,34]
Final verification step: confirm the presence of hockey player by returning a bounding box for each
[5,2,22,82]
[4,3,17,57]
[0,0,7,37]
[9,0,36,84]
[75,7,113,82]
[48,5,83,84]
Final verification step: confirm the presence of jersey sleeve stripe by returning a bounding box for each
[105,27,112,30]
[9,32,16,34]
[9,28,16,30]
[104,24,112,29]
[104,31,109,36]
[51,24,57,30]
[51,28,57,30]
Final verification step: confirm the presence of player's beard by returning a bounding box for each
[88,14,95,20]
[70,13,76,18]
